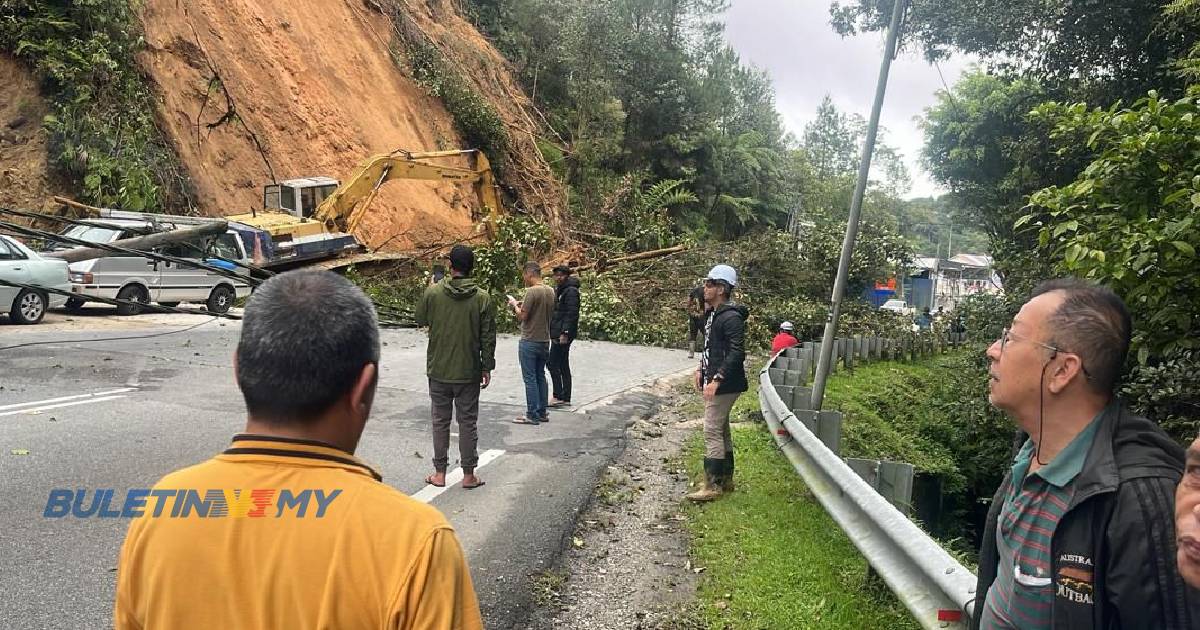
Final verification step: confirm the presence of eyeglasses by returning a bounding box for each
[998,327,1060,355]
[998,327,1093,379]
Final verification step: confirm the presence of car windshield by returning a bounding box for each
[48,225,123,251]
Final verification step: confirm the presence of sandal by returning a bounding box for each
[462,479,486,489]
[423,474,446,488]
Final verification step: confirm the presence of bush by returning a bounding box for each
[387,10,510,169]
[1,0,190,210]
[824,349,1013,547]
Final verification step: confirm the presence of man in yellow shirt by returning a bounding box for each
[115,270,483,630]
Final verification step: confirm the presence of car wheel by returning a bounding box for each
[115,285,149,316]
[10,289,47,324]
[207,285,234,314]
[64,297,86,312]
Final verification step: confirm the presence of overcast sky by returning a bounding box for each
[720,0,974,198]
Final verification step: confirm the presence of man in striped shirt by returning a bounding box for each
[972,279,1199,629]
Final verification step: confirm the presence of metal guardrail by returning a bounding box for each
[758,361,976,629]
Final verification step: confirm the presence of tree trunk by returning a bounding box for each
[46,222,229,263]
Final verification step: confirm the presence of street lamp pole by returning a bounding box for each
[811,0,908,411]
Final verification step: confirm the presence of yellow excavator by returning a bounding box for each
[227,149,503,265]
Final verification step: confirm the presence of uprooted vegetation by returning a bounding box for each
[0,1,191,212]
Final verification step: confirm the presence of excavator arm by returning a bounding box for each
[313,149,503,235]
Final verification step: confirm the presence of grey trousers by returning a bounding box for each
[704,392,739,459]
[429,378,481,473]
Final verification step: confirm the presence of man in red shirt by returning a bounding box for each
[771,321,799,355]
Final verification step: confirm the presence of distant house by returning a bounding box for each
[904,254,1002,311]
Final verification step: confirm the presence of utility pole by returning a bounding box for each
[811,0,907,411]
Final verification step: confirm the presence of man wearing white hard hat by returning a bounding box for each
[688,264,749,502]
[771,321,799,355]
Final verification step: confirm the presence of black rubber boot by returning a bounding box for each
[722,451,735,492]
[687,457,725,502]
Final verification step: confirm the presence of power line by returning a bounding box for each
[0,278,418,351]
[0,206,417,323]
[0,317,220,351]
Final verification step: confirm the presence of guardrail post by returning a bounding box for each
[797,357,811,386]
[775,384,795,407]
[784,369,802,387]
[879,461,915,513]
[769,368,785,386]
[842,338,854,371]
[792,408,839,454]
[845,458,914,513]
[790,386,814,412]
[817,410,843,455]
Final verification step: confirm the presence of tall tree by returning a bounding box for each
[830,0,1195,103]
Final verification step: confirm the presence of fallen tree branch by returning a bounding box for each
[573,244,689,273]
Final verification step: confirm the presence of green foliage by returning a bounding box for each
[1165,0,1200,84]
[388,15,509,167]
[802,95,911,197]
[895,196,989,257]
[472,215,551,294]
[823,349,1013,544]
[1121,348,1200,441]
[1024,90,1200,359]
[576,271,677,345]
[1016,89,1200,440]
[685,426,918,628]
[0,0,189,210]
[573,230,914,348]
[953,292,1014,347]
[831,0,1192,102]
[597,175,697,253]
[920,72,1087,291]
[464,0,800,241]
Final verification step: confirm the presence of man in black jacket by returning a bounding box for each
[687,264,748,503]
[548,265,581,407]
[972,278,1198,629]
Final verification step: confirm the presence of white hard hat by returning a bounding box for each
[780,321,794,331]
[706,264,738,287]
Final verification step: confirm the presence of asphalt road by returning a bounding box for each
[0,309,694,629]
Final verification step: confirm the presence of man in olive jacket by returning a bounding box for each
[972,279,1198,629]
[415,245,497,490]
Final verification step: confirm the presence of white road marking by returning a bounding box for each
[410,449,505,504]
[0,395,128,417]
[0,388,137,413]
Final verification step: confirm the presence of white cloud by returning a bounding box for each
[720,0,973,199]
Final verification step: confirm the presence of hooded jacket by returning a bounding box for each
[550,276,581,340]
[971,403,1199,629]
[701,302,749,395]
[415,277,497,383]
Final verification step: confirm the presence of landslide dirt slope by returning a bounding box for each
[139,0,562,250]
[0,54,56,215]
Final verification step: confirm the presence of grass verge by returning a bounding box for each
[683,424,918,629]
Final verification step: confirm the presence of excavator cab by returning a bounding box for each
[263,177,339,219]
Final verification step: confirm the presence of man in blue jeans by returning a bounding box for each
[509,262,555,425]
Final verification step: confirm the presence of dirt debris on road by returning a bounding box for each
[526,383,705,630]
